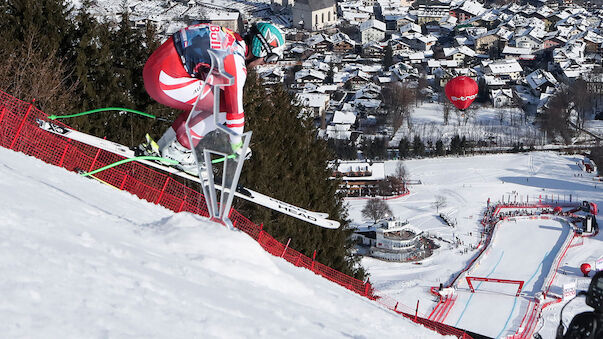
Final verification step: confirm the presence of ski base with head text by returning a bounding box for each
[36,118,339,229]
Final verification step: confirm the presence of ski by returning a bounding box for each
[36,119,339,228]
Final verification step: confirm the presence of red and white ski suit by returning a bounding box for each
[143,24,247,148]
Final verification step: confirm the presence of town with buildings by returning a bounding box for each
[86,0,602,197]
[89,0,602,151]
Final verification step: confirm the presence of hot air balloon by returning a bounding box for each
[445,76,478,110]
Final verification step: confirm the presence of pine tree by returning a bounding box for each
[0,0,74,59]
[412,135,425,157]
[238,71,365,279]
[398,137,410,158]
[435,139,445,156]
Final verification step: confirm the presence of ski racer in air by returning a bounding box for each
[140,22,285,174]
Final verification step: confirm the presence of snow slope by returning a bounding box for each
[346,152,602,338]
[0,148,443,338]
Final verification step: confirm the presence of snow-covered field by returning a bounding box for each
[0,148,442,338]
[346,151,602,337]
[1,143,601,338]
[392,101,603,148]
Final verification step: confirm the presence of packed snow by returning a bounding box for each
[0,147,443,338]
[346,151,602,337]
[1,143,601,338]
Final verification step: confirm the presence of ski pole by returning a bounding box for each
[82,156,178,177]
[48,107,156,120]
[211,154,238,164]
[81,154,237,177]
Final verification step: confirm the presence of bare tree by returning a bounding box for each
[432,195,447,213]
[572,78,595,128]
[542,88,573,144]
[361,198,392,223]
[441,94,452,125]
[382,81,416,131]
[415,75,429,106]
[0,29,77,114]
[394,161,409,183]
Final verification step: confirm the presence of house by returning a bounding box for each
[442,46,476,64]
[542,33,565,50]
[296,92,330,119]
[525,69,558,94]
[514,34,542,51]
[351,219,428,262]
[295,69,326,86]
[490,88,514,107]
[451,0,486,23]
[584,31,603,54]
[305,33,332,52]
[483,59,523,82]
[474,30,501,53]
[258,68,285,85]
[501,46,534,60]
[360,19,387,44]
[292,0,337,31]
[331,32,355,54]
[416,3,451,25]
[354,83,382,100]
[362,42,385,59]
[346,70,373,90]
[390,39,412,56]
[400,33,437,51]
[398,23,422,35]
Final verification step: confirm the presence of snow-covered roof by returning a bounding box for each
[331,32,355,46]
[427,59,458,68]
[296,92,330,108]
[332,111,357,124]
[360,19,387,33]
[525,69,558,90]
[443,46,476,57]
[458,0,486,16]
[306,34,332,47]
[502,46,532,55]
[399,23,422,34]
[295,69,327,81]
[484,59,523,75]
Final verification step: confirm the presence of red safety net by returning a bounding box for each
[0,90,472,339]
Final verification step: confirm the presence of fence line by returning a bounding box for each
[0,90,471,339]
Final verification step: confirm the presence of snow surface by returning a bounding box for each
[0,148,443,338]
[346,152,602,338]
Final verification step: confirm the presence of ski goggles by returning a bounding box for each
[250,24,280,64]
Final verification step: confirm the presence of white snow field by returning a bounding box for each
[346,151,602,338]
[0,147,443,338]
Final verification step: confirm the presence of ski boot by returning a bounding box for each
[161,138,204,176]
[136,133,161,157]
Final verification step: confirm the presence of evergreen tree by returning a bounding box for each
[412,135,425,157]
[450,134,462,154]
[435,139,445,156]
[398,137,410,158]
[383,43,394,69]
[361,137,387,160]
[0,0,74,59]
[327,139,357,160]
[238,71,365,279]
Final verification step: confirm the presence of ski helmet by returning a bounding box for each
[250,22,285,63]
